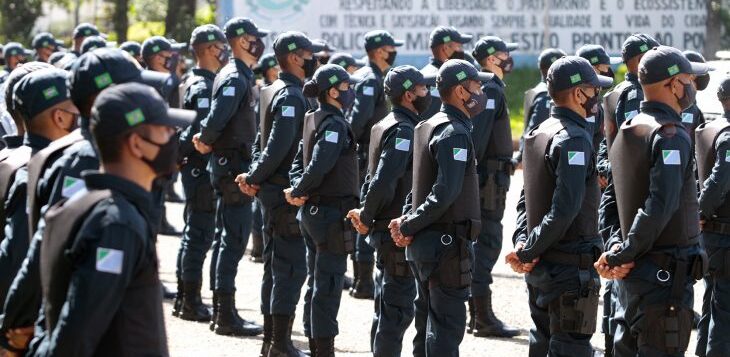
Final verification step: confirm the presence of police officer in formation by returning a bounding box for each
[120,40,144,66]
[30,33,63,63]
[348,30,403,299]
[328,52,365,74]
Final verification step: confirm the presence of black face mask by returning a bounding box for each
[247,38,265,60]
[385,51,397,66]
[301,56,318,78]
[580,88,600,116]
[140,135,180,176]
[696,74,710,91]
[163,53,179,72]
[600,67,615,80]
[450,50,465,60]
[496,56,514,74]
[318,56,330,66]
[216,46,230,66]
[412,92,432,114]
[461,85,488,117]
[336,88,356,110]
[675,79,697,110]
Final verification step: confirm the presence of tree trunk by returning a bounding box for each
[165,0,196,42]
[705,0,722,59]
[111,0,129,42]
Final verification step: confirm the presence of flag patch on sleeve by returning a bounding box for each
[568,151,585,165]
[486,99,495,110]
[624,110,638,120]
[586,116,595,123]
[281,105,295,118]
[62,176,86,198]
[96,248,124,274]
[325,130,339,143]
[197,98,210,108]
[362,86,374,96]
[681,112,693,123]
[222,86,235,96]
[453,148,467,161]
[430,87,440,98]
[662,150,680,165]
[628,89,637,100]
[726,150,730,163]
[395,138,410,151]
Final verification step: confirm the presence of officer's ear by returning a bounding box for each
[327,86,339,99]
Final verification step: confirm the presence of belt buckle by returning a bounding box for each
[440,234,453,246]
[191,168,201,178]
[656,269,671,282]
[309,205,319,216]
[218,156,228,166]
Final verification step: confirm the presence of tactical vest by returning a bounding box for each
[411,113,480,231]
[302,110,359,198]
[523,118,599,239]
[484,80,513,160]
[602,80,631,151]
[610,114,700,246]
[0,146,31,241]
[258,79,289,151]
[210,65,256,157]
[179,74,210,168]
[695,117,730,220]
[420,63,442,120]
[367,112,414,220]
[40,189,112,332]
[353,66,389,146]
[523,82,548,126]
[179,74,199,111]
[27,129,84,239]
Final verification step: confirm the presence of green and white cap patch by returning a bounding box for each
[395,138,410,152]
[325,130,338,143]
[568,151,584,165]
[96,247,124,274]
[61,176,86,198]
[570,73,582,84]
[125,108,145,126]
[453,148,467,161]
[662,149,680,165]
[43,86,59,100]
[94,72,113,89]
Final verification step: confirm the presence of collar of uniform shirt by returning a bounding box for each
[392,104,420,125]
[640,101,683,122]
[2,135,23,149]
[83,171,154,218]
[429,57,443,68]
[625,71,639,84]
[233,57,253,79]
[24,132,52,151]
[483,70,505,88]
[442,103,473,131]
[319,102,345,116]
[725,110,730,120]
[278,71,304,87]
[550,106,589,129]
[368,61,386,77]
[192,67,216,80]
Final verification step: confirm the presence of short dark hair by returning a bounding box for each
[438,85,457,102]
[94,125,149,164]
[387,92,407,106]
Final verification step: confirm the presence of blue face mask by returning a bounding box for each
[336,87,356,110]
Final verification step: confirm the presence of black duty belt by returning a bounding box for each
[266,174,289,187]
[308,195,359,211]
[704,221,730,235]
[372,218,394,232]
[541,250,598,270]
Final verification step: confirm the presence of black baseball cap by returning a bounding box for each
[313,39,336,54]
[576,44,622,66]
[190,24,226,46]
[472,36,519,62]
[253,53,278,75]
[273,31,325,56]
[5,62,54,116]
[73,23,105,39]
[53,53,78,70]
[328,53,366,69]
[14,68,72,121]
[718,75,730,101]
[638,45,710,85]
[538,48,566,72]
[364,30,404,51]
[621,33,660,62]
[141,36,186,58]
[429,26,473,48]
[223,17,269,39]
[3,42,32,61]
[119,41,142,57]
[91,82,194,139]
[436,59,494,90]
[69,48,173,108]
[683,50,706,64]
[81,36,108,54]
[32,32,64,50]
[384,65,437,97]
[547,56,614,92]
[303,64,350,97]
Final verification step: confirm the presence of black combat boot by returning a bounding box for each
[172,279,183,317]
[180,281,212,322]
[467,297,475,334]
[348,260,360,292]
[210,292,218,331]
[214,292,263,336]
[314,337,335,357]
[268,315,307,357]
[349,261,374,299]
[250,232,264,263]
[308,338,317,357]
[260,314,272,357]
[472,291,520,338]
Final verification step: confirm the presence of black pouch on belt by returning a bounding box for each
[271,204,301,237]
[549,287,600,335]
[325,218,355,255]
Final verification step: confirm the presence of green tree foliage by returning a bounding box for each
[0,0,43,43]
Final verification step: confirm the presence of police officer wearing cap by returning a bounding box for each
[680,50,708,142]
[508,56,613,357]
[594,45,710,356]
[37,82,193,356]
[329,53,365,75]
[191,16,268,337]
[255,53,280,86]
[236,31,321,357]
[172,24,228,324]
[31,33,63,63]
[347,30,404,299]
[695,75,730,357]
[71,23,104,56]
[466,36,520,338]
[0,43,31,84]
[313,39,336,66]
[389,59,489,356]
[286,64,358,356]
[346,65,434,356]
[120,41,143,65]
[420,26,473,120]
[515,48,566,165]
[80,36,107,55]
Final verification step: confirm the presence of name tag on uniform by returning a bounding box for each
[281,105,295,118]
[586,116,595,123]
[362,86,374,96]
[624,110,638,120]
[395,138,410,151]
[62,176,86,198]
[682,112,694,123]
[197,98,210,108]
[325,130,339,143]
[568,151,585,165]
[96,247,124,274]
[452,148,467,162]
[486,99,496,110]
[430,88,440,98]
[662,150,680,165]
[628,89,637,100]
[222,86,235,97]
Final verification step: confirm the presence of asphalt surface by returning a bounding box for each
[159,170,705,356]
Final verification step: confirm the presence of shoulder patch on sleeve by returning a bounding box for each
[197,98,210,108]
[452,148,467,161]
[362,86,374,96]
[628,89,637,100]
[545,99,551,108]
[568,151,585,165]
[662,150,680,165]
[62,176,86,198]
[325,130,339,143]
[222,86,235,97]
[485,98,496,110]
[681,112,693,123]
[586,116,595,123]
[430,87,440,98]
[395,138,411,151]
[725,150,730,163]
[96,247,124,274]
[281,105,295,118]
[624,110,638,120]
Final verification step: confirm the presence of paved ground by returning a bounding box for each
[159,170,705,356]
